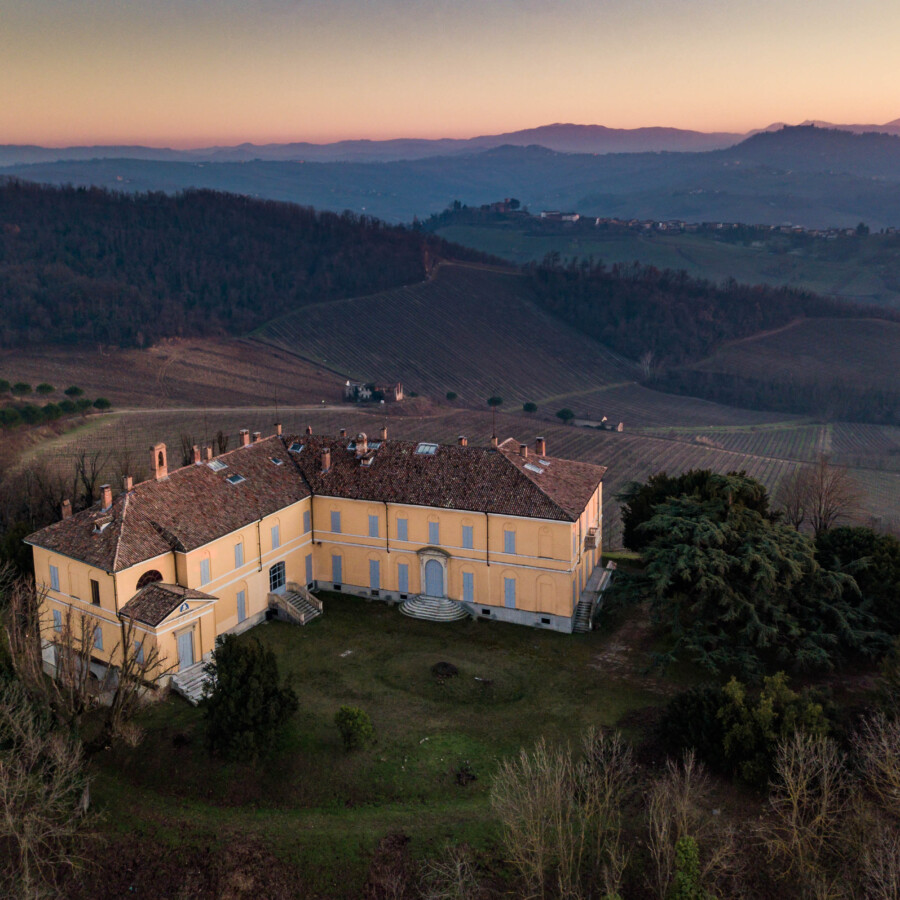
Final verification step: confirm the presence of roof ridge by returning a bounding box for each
[111,490,130,572]
[496,448,574,521]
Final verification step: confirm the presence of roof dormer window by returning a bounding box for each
[415,442,438,456]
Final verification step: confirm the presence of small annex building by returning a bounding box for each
[26,428,605,681]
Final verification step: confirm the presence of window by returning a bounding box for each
[270,456,284,466]
[271,525,280,550]
[463,571,474,603]
[52,609,62,632]
[428,522,440,545]
[269,561,286,593]
[288,442,304,453]
[481,608,491,616]
[208,458,227,472]
[234,542,244,569]
[135,640,144,664]
[330,510,341,534]
[504,577,516,609]
[397,518,408,542]
[236,589,246,623]
[303,510,311,534]
[369,559,380,591]
[368,515,379,538]
[331,555,342,586]
[305,553,313,586]
[398,562,409,594]
[504,529,516,555]
[541,617,551,625]
[94,625,103,651]
[200,558,211,586]
[90,579,100,606]
[462,525,474,550]
[524,462,544,475]
[49,564,59,592]
[415,442,438,455]
[226,473,246,485]
[136,569,162,589]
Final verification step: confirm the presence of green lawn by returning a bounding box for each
[88,593,668,896]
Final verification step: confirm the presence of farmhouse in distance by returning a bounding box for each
[25,426,606,693]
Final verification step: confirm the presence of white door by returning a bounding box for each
[177,630,194,671]
[424,559,443,597]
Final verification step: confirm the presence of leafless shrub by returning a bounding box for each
[179,433,196,467]
[73,448,111,507]
[859,820,900,900]
[0,680,91,899]
[763,733,853,899]
[419,844,480,900]
[216,429,229,454]
[854,713,900,820]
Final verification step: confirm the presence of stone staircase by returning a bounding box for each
[171,660,212,706]
[269,582,323,626]
[400,595,469,623]
[572,562,617,634]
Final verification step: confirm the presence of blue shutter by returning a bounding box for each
[398,562,409,593]
[504,577,516,609]
[369,559,380,590]
[331,511,341,533]
[462,525,474,549]
[200,558,211,585]
[428,522,440,545]
[369,515,379,538]
[236,590,246,623]
[303,509,311,533]
[271,525,280,549]
[305,553,313,586]
[397,518,408,542]
[234,542,243,568]
[463,571,474,603]
[49,564,60,592]
[94,625,103,650]
[504,530,516,554]
[332,555,342,584]
[135,640,144,664]
[52,609,62,632]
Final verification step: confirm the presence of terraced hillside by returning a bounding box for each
[252,262,638,406]
[692,318,900,390]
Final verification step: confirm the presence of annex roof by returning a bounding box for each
[25,436,311,573]
[119,583,217,628]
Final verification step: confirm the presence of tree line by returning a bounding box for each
[0,180,491,348]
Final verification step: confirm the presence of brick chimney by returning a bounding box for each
[321,447,331,473]
[61,499,72,519]
[252,431,262,443]
[275,422,283,436]
[151,443,168,480]
[204,446,212,461]
[457,435,468,447]
[100,484,112,511]
[192,444,201,464]
[490,435,498,449]
[306,425,313,435]
[123,475,133,492]
[380,425,387,441]
[519,443,528,458]
[239,429,250,447]
[355,432,368,457]
[535,436,547,457]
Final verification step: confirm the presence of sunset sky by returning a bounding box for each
[3,0,899,147]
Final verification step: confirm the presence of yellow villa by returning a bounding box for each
[25,427,607,696]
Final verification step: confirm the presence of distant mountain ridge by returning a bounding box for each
[2,118,897,167]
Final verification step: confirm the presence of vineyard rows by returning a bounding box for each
[254,263,637,406]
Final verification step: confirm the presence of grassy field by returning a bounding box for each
[434,223,900,309]
[83,593,676,898]
[690,317,900,391]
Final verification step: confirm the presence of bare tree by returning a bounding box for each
[419,844,481,900]
[853,714,900,820]
[763,733,853,899]
[0,680,91,899]
[215,430,230,454]
[73,448,111,507]
[179,433,196,467]
[859,821,900,900]
[102,616,173,746]
[639,350,655,380]
[776,469,809,531]
[803,455,861,536]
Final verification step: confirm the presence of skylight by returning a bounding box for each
[524,463,544,475]
[288,442,304,453]
[415,442,438,456]
[226,474,246,485]
[208,459,227,472]
[270,457,284,466]
[539,459,550,466]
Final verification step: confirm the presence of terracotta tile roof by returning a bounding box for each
[25,436,311,572]
[26,433,605,572]
[288,434,605,522]
[119,583,217,627]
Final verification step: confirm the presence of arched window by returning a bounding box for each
[157,450,164,468]
[136,569,163,589]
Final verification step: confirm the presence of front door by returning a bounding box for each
[424,559,443,597]
[176,630,194,671]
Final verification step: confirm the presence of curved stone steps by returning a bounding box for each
[399,595,469,623]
